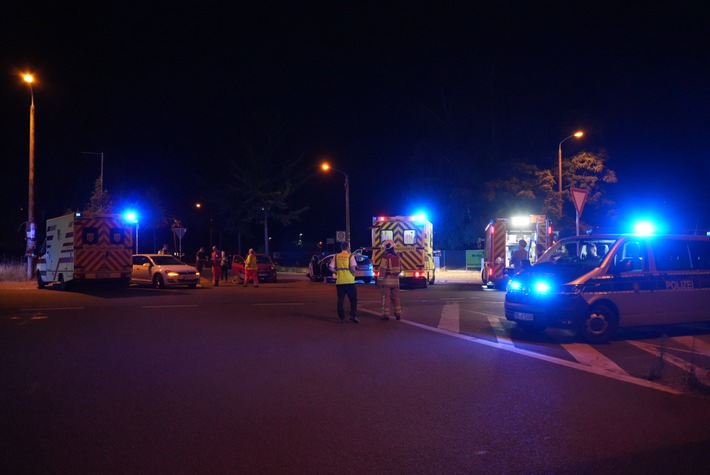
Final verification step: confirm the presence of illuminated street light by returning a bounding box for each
[558,131,584,194]
[557,131,584,222]
[23,73,36,279]
[321,162,350,243]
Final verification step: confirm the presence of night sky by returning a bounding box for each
[2,2,709,255]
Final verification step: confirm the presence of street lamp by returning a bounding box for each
[557,131,584,225]
[558,131,584,194]
[321,162,350,243]
[81,151,104,191]
[23,73,36,279]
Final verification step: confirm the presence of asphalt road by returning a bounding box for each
[2,273,710,474]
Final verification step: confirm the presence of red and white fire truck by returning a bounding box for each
[36,212,134,290]
[481,214,551,289]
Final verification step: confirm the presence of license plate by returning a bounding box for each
[514,312,534,321]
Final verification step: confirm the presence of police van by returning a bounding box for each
[504,234,710,343]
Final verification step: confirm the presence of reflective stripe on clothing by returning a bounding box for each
[333,252,356,285]
[379,253,401,287]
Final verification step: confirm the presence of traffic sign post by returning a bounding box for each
[570,188,589,236]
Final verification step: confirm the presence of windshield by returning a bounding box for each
[152,255,184,265]
[537,237,619,268]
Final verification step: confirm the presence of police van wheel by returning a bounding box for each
[37,271,46,289]
[581,304,618,344]
[480,270,488,286]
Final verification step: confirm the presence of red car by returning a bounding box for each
[231,254,277,283]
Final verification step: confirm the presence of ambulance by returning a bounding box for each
[371,215,435,288]
[36,212,134,290]
[481,215,551,289]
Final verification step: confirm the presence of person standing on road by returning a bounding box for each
[511,239,529,274]
[158,243,171,255]
[329,241,358,323]
[195,246,206,274]
[378,240,402,321]
[244,248,259,287]
[211,245,222,286]
[221,250,230,282]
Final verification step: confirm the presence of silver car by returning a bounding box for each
[131,254,200,288]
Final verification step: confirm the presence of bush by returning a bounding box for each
[0,257,31,282]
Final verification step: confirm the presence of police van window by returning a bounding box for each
[404,230,415,245]
[688,241,710,270]
[381,230,393,242]
[652,239,693,271]
[615,241,646,272]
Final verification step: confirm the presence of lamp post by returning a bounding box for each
[321,162,350,243]
[81,151,104,191]
[23,73,36,279]
[557,131,584,219]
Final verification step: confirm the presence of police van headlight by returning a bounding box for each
[508,279,523,292]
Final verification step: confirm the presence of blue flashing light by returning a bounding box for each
[508,280,522,291]
[533,281,551,294]
[633,221,654,235]
[412,212,428,223]
[123,210,139,223]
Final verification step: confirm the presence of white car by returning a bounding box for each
[307,252,374,283]
[131,254,200,288]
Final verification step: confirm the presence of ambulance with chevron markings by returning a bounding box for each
[36,212,133,290]
[371,215,435,288]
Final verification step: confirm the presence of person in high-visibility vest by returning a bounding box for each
[378,239,402,321]
[244,248,259,287]
[329,241,359,323]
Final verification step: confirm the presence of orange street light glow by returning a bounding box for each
[23,74,34,83]
[574,131,584,138]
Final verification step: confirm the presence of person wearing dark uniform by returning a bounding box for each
[329,241,358,323]
[378,239,402,321]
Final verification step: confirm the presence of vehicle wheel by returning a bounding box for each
[428,271,435,285]
[154,274,166,289]
[420,278,428,289]
[37,271,46,289]
[362,277,372,284]
[481,270,488,286]
[58,274,71,291]
[187,284,197,289]
[580,303,618,344]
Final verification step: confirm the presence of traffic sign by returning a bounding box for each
[335,230,346,243]
[173,227,187,238]
[571,188,589,217]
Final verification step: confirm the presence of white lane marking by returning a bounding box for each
[438,303,460,333]
[141,304,199,308]
[487,316,514,345]
[671,336,710,357]
[20,307,84,311]
[402,320,682,395]
[629,340,710,382]
[561,343,628,375]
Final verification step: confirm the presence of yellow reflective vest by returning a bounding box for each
[333,251,356,285]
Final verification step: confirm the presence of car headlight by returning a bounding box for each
[167,271,179,277]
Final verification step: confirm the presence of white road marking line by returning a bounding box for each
[671,336,710,357]
[402,320,682,395]
[20,307,84,311]
[141,304,199,308]
[438,302,460,333]
[629,340,710,382]
[561,343,628,375]
[487,316,514,345]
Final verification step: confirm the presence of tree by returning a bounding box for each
[83,178,113,214]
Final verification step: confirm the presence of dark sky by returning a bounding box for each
[2,1,709,253]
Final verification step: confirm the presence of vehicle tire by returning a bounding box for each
[154,274,166,289]
[420,278,428,289]
[37,271,46,289]
[58,274,71,291]
[481,269,488,286]
[428,272,435,285]
[580,303,618,344]
[187,284,197,289]
[362,277,372,284]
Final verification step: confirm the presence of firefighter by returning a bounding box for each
[378,239,402,321]
[211,245,222,286]
[244,248,259,287]
[329,241,358,323]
